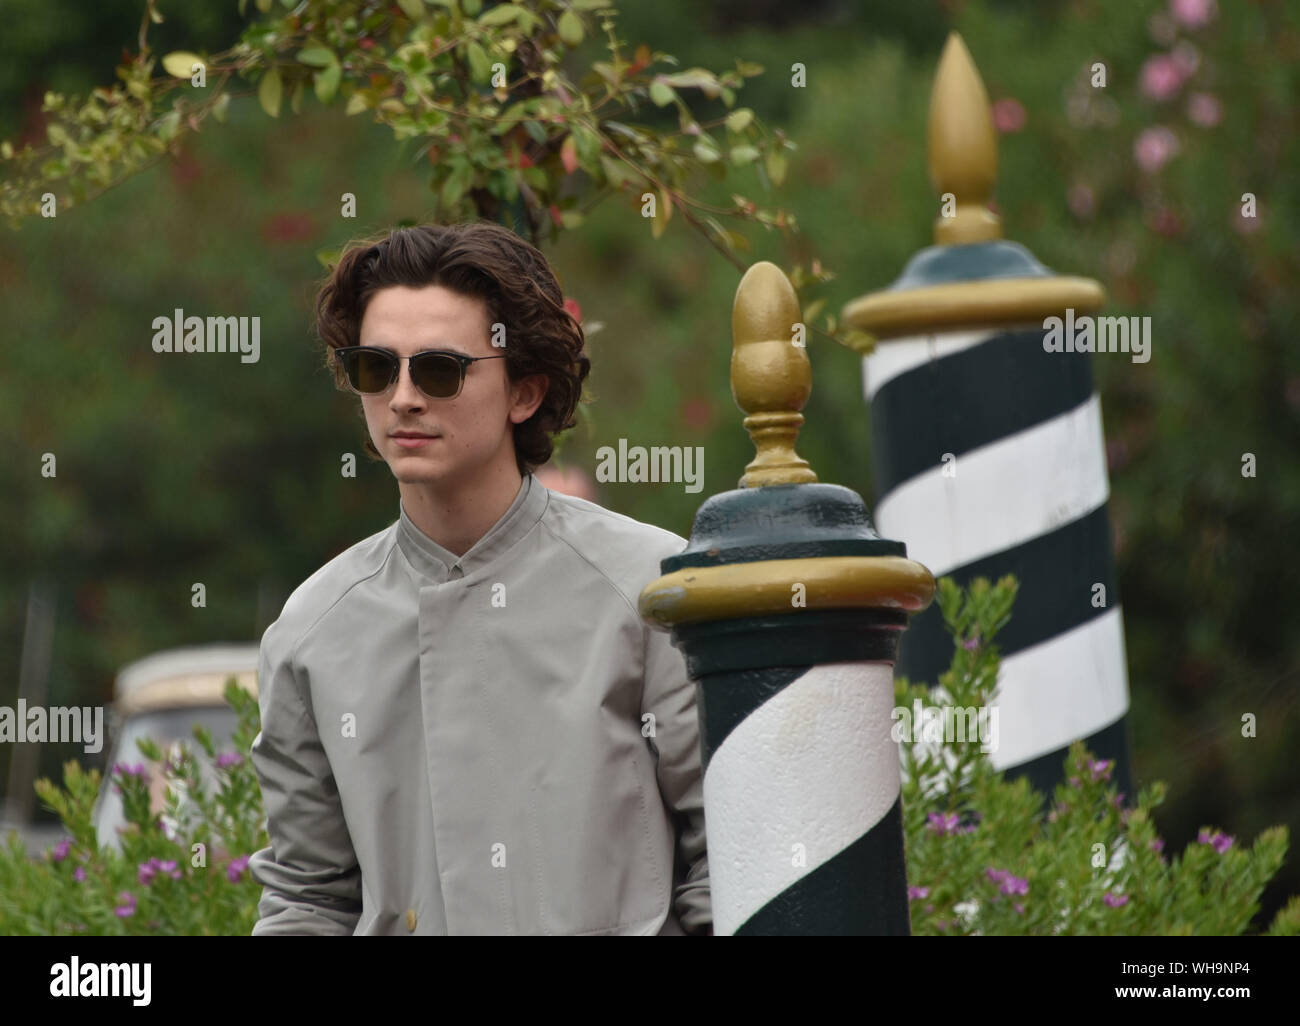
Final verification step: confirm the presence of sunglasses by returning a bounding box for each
[334,346,507,400]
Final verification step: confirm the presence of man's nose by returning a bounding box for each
[389,360,426,409]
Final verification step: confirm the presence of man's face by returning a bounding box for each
[356,284,544,488]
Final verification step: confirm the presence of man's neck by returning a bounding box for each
[399,463,525,559]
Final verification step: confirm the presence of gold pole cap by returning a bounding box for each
[929,32,1001,246]
[731,261,818,488]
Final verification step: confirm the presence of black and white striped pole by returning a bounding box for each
[639,262,935,935]
[839,32,1134,801]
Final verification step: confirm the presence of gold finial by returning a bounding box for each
[929,32,1002,246]
[730,261,817,488]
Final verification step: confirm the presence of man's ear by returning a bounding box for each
[510,373,549,424]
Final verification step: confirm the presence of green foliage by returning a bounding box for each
[0,681,265,935]
[899,576,1296,936]
[0,2,823,289]
[3,582,1292,935]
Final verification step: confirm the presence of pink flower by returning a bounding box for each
[1134,126,1180,173]
[986,866,1029,896]
[1139,55,1186,102]
[1103,891,1130,908]
[962,636,980,652]
[562,297,583,324]
[138,861,157,886]
[1067,183,1096,220]
[216,751,243,770]
[227,855,252,882]
[1088,758,1113,782]
[908,886,930,901]
[1169,0,1217,29]
[114,892,137,918]
[1198,828,1234,854]
[992,98,1026,134]
[1150,838,1165,854]
[927,811,961,836]
[52,838,71,862]
[73,866,86,882]
[1187,92,1222,127]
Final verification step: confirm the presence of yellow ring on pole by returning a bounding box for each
[842,276,1106,341]
[639,555,937,628]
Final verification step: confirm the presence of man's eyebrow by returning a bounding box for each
[359,340,473,357]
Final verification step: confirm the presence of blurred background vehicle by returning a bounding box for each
[91,644,258,852]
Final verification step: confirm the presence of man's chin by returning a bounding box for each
[385,455,447,484]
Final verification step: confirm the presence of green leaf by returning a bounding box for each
[560,209,584,229]
[256,0,272,12]
[258,67,282,118]
[314,63,342,105]
[693,137,721,163]
[662,68,721,98]
[599,153,629,188]
[725,108,753,133]
[157,111,182,143]
[297,47,336,68]
[557,11,584,46]
[211,92,231,123]
[572,0,610,8]
[345,91,370,116]
[729,145,759,165]
[765,149,787,186]
[649,80,674,107]
[478,3,522,26]
[467,42,491,83]
[162,52,205,79]
[397,0,424,19]
[461,0,482,13]
[440,162,472,208]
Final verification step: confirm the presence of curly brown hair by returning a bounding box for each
[314,220,590,476]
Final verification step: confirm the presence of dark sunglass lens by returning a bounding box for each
[345,349,395,393]
[411,353,463,398]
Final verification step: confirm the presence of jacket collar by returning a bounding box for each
[396,472,549,584]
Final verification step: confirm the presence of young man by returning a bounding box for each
[247,221,711,936]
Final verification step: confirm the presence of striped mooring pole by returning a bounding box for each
[839,33,1134,801]
[639,262,935,935]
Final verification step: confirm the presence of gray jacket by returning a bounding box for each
[248,472,710,935]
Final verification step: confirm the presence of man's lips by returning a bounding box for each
[390,431,440,449]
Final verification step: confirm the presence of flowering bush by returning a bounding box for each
[0,681,265,935]
[3,577,1296,935]
[899,575,1300,936]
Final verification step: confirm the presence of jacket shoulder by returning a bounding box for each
[539,489,687,612]
[261,522,399,659]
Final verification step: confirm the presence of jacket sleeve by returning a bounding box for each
[642,618,712,935]
[247,618,363,935]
